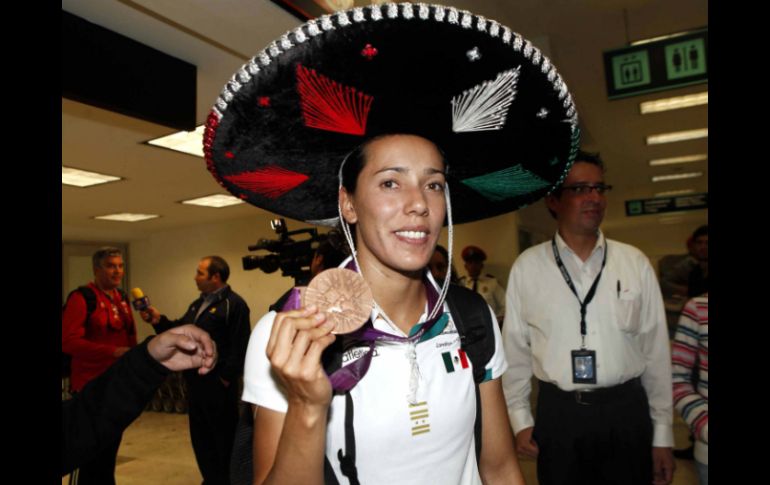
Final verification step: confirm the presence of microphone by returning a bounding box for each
[131,288,151,312]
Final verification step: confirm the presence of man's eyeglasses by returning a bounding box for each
[559,184,613,195]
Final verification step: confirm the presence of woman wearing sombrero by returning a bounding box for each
[205,3,579,484]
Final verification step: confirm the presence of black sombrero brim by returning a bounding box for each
[205,3,579,225]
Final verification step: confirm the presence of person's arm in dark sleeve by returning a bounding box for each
[61,338,169,475]
[219,297,252,383]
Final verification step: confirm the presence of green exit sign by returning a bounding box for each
[604,28,707,99]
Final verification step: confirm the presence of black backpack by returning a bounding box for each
[229,284,496,485]
[61,286,129,377]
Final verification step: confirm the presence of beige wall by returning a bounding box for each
[128,214,319,341]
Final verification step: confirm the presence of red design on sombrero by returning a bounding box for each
[296,64,373,136]
[224,167,309,199]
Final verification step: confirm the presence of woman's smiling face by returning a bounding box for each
[340,134,447,277]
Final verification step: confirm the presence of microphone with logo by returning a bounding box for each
[131,288,154,323]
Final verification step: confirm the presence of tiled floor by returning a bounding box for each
[63,409,700,484]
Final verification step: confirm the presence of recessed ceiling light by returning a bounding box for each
[146,125,205,157]
[94,213,159,222]
[646,128,708,145]
[181,194,245,208]
[654,189,697,197]
[62,166,122,187]
[649,154,707,166]
[652,172,703,182]
[640,92,707,114]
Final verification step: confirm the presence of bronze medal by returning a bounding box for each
[302,268,373,334]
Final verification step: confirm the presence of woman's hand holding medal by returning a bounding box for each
[266,305,337,409]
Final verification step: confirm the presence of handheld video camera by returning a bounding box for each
[242,219,321,285]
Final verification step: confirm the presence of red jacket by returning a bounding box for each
[62,282,137,391]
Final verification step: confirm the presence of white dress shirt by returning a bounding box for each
[501,231,673,447]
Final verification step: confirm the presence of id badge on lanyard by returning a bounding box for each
[552,238,606,384]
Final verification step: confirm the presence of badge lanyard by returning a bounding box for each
[551,237,607,349]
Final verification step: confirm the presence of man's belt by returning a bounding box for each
[538,377,642,406]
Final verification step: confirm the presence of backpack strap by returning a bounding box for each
[63,286,98,325]
[444,283,497,464]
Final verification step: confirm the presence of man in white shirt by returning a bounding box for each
[501,151,675,485]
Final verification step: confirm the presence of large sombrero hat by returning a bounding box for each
[204,2,579,226]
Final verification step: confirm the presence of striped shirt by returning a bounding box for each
[671,295,708,464]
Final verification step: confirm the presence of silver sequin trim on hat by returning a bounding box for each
[247,59,260,75]
[280,35,293,50]
[222,90,234,102]
[467,47,481,62]
[448,8,459,24]
[212,106,222,120]
[461,12,472,28]
[434,5,445,21]
[353,7,365,22]
[370,4,383,21]
[502,28,512,44]
[259,51,271,66]
[237,68,250,83]
[452,67,520,133]
[321,15,334,31]
[541,58,551,74]
[563,93,573,108]
[337,11,351,26]
[477,16,487,32]
[269,42,281,57]
[307,20,321,36]
[547,67,557,82]
[523,41,533,58]
[228,78,242,92]
[536,108,549,119]
[532,48,542,65]
[294,27,307,43]
[402,3,414,19]
[489,21,500,37]
[216,98,227,111]
[418,4,429,19]
[513,34,523,51]
[387,3,398,18]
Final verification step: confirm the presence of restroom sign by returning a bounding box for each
[604,28,707,99]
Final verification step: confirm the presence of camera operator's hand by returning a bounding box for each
[140,306,161,325]
[266,305,336,412]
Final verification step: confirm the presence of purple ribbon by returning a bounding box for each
[280,263,444,392]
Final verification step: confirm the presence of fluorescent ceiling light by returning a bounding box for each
[630,30,694,46]
[649,154,707,166]
[652,172,703,182]
[655,189,696,197]
[647,128,708,145]
[640,92,707,114]
[62,166,122,187]
[147,125,205,157]
[181,194,244,208]
[94,213,159,222]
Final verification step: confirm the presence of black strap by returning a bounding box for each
[444,283,495,463]
[551,238,607,343]
[337,393,359,485]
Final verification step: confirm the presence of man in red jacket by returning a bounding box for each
[62,246,137,485]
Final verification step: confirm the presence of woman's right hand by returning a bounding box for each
[266,305,336,411]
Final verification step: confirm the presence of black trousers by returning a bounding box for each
[186,372,239,485]
[533,379,653,485]
[70,434,121,485]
